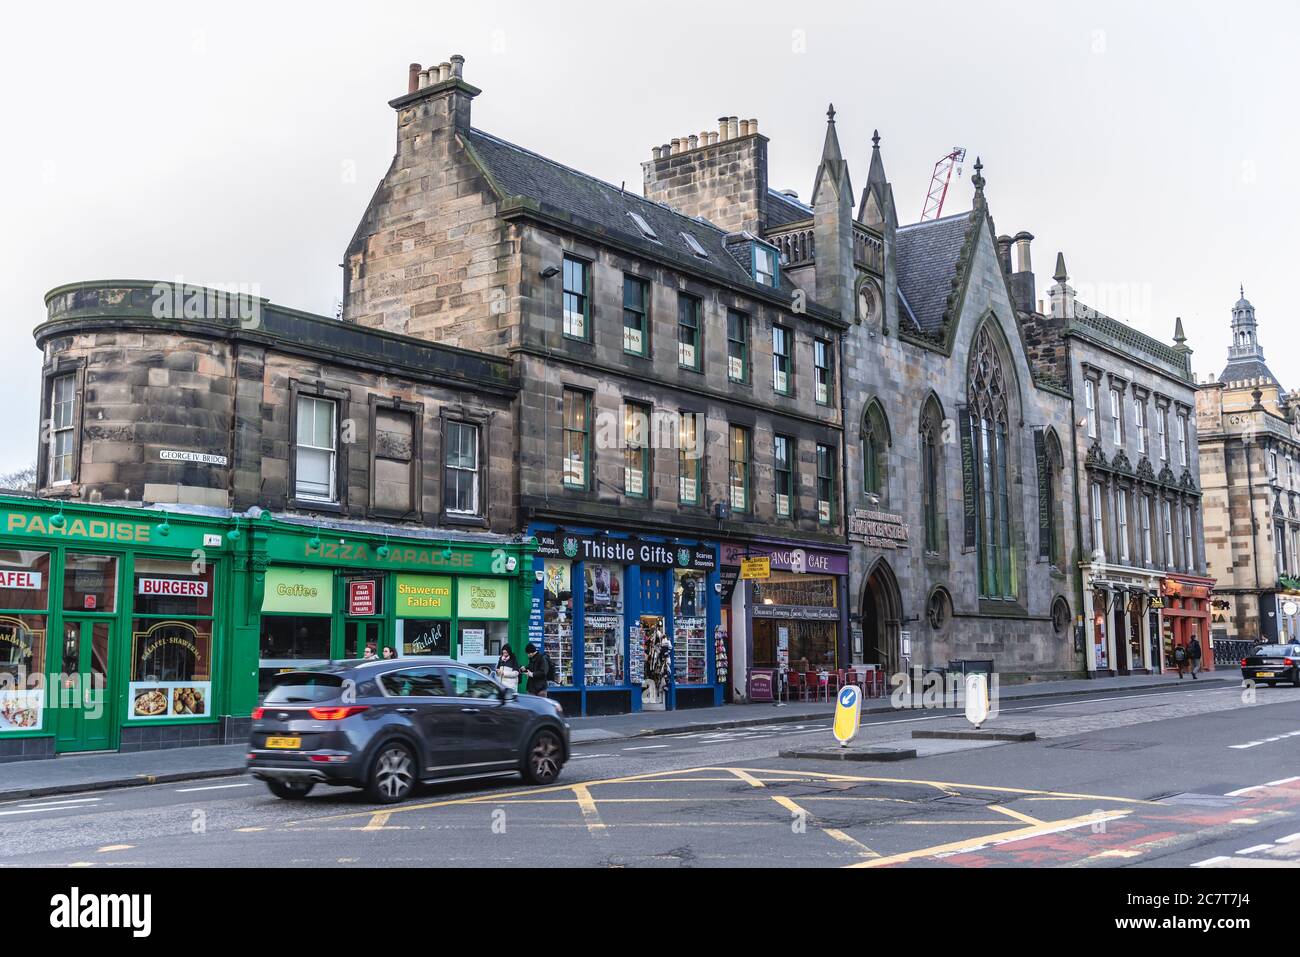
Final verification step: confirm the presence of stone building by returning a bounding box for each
[343,56,1085,689]
[344,59,850,713]
[1029,260,1210,675]
[1197,289,1300,652]
[7,281,536,758]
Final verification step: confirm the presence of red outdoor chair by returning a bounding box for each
[787,671,807,701]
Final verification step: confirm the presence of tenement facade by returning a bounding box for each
[1198,290,1300,652]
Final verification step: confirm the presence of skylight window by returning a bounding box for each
[627,211,659,241]
[681,232,710,259]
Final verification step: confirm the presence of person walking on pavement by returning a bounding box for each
[1188,633,1203,679]
[496,645,521,692]
[1174,640,1189,678]
[523,642,553,697]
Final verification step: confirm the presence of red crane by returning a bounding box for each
[920,147,966,221]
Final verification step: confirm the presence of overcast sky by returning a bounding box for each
[0,0,1290,472]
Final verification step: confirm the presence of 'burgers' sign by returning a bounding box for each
[137,578,209,598]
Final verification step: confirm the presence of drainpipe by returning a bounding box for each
[1068,360,1088,673]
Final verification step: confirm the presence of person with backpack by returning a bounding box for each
[1173,640,1189,678]
[1188,633,1203,679]
[523,642,554,697]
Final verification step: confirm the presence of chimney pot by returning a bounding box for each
[670,138,681,155]
[449,54,464,79]
[418,69,430,89]
[652,146,662,160]
[718,117,729,140]
[748,118,758,134]
[688,134,699,150]
[1013,231,1034,274]
[438,62,451,82]
[739,119,751,137]
[408,63,422,94]
[727,116,739,139]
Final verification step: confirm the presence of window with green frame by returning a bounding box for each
[131,558,216,686]
[562,256,590,340]
[727,309,749,382]
[623,276,649,356]
[774,435,794,518]
[678,412,702,506]
[814,339,834,406]
[678,295,702,371]
[623,400,651,499]
[753,243,779,287]
[816,443,836,525]
[772,325,792,395]
[562,388,591,489]
[728,425,750,513]
[0,549,51,714]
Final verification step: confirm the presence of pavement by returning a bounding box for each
[0,670,1232,801]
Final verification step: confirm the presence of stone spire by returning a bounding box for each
[810,103,852,205]
[1172,315,1192,365]
[1048,251,1075,319]
[971,156,986,202]
[811,104,854,324]
[858,127,894,229]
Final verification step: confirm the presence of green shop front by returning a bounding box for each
[246,519,535,698]
[0,495,233,761]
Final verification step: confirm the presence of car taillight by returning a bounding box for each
[1286,658,1295,667]
[307,705,370,720]
[1241,658,1248,667]
[251,707,264,720]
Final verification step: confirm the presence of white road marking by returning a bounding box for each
[1236,844,1274,855]
[623,745,669,751]
[1266,776,1300,787]
[1225,785,1267,797]
[570,754,615,760]
[174,782,254,793]
[1191,856,1232,868]
[1229,729,1300,750]
[1276,832,1300,844]
[17,797,103,809]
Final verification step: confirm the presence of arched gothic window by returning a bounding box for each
[920,396,945,554]
[862,399,890,500]
[968,326,1015,599]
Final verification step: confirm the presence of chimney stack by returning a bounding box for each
[996,235,1014,275]
[643,111,769,233]
[1007,230,1036,314]
[408,63,422,94]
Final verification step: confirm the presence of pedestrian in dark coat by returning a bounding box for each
[523,643,553,697]
[1188,634,1202,679]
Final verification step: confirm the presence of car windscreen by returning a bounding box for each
[264,673,346,704]
[1251,645,1288,655]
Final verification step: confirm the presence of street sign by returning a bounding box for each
[964,673,989,728]
[740,557,770,580]
[832,684,862,746]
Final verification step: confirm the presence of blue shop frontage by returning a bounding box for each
[526,524,726,716]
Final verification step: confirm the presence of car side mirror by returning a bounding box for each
[499,687,516,703]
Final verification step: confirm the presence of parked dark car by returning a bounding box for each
[1240,643,1300,687]
[247,658,570,803]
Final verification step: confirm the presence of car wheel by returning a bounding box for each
[366,741,416,804]
[266,779,315,800]
[523,729,563,785]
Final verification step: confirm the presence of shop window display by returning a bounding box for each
[0,549,51,612]
[583,563,624,686]
[543,560,575,686]
[0,614,47,731]
[673,568,707,684]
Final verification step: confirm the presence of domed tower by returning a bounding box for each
[1220,286,1279,388]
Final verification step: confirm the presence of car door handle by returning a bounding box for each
[396,707,418,714]
[460,707,481,714]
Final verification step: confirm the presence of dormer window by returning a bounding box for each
[681,232,710,258]
[627,211,659,242]
[753,243,778,286]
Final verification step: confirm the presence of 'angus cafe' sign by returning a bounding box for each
[535,532,715,571]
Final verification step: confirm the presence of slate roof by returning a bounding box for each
[462,129,803,298]
[766,189,812,227]
[1220,357,1282,388]
[894,212,973,334]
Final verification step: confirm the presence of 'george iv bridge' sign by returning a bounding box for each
[849,509,910,549]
